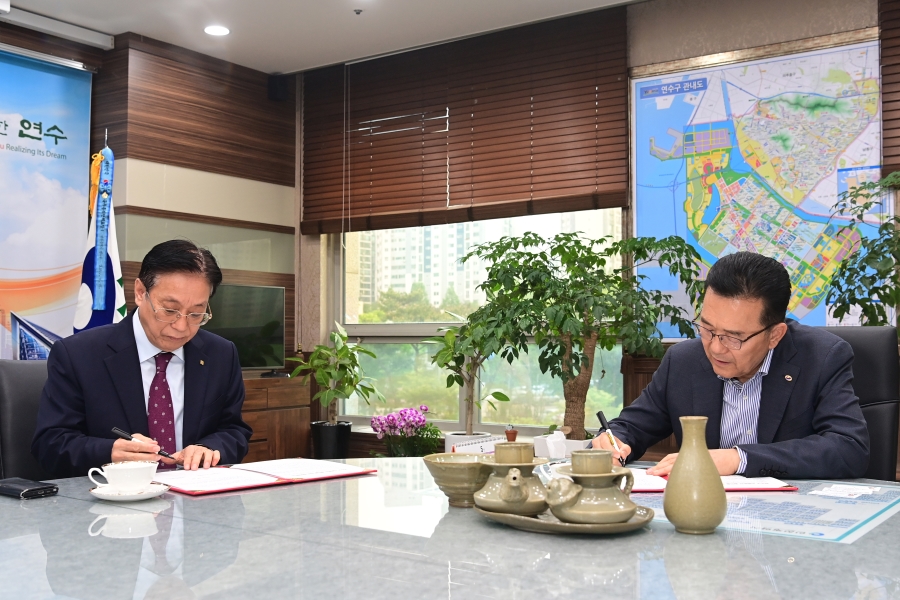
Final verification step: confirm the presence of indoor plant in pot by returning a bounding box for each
[370,405,443,457]
[463,232,704,440]
[826,171,900,327]
[427,315,510,451]
[288,322,384,458]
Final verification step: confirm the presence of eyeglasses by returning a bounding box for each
[145,293,212,326]
[692,321,771,351]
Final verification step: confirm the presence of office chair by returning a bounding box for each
[0,359,53,480]
[822,327,899,481]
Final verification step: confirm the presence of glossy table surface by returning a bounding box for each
[1,457,899,599]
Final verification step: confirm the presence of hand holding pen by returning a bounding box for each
[595,411,629,466]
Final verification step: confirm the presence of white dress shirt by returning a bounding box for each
[718,348,774,474]
[133,314,186,452]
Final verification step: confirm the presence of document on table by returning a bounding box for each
[153,468,280,493]
[633,480,900,544]
[230,458,373,480]
[152,459,376,495]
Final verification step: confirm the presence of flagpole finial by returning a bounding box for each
[104,128,108,147]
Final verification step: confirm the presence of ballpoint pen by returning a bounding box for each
[112,427,176,460]
[597,411,626,467]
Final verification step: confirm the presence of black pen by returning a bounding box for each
[112,427,175,460]
[597,411,626,467]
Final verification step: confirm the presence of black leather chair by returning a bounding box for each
[822,327,899,481]
[0,359,53,480]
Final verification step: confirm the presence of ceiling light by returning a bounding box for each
[204,25,230,36]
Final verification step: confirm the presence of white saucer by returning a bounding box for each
[90,483,170,502]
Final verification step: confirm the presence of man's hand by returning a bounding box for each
[590,432,632,464]
[168,445,221,470]
[647,448,740,476]
[111,433,163,463]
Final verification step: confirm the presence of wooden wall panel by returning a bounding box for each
[122,261,297,360]
[91,34,295,187]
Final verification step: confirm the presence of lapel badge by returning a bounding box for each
[200,360,205,366]
[784,374,792,382]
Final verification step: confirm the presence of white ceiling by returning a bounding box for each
[12,0,638,74]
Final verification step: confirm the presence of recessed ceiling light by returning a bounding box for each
[204,25,230,36]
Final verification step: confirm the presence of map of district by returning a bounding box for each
[633,42,883,328]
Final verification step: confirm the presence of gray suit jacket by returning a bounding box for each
[610,321,870,479]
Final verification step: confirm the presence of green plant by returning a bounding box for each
[463,232,703,440]
[427,316,510,435]
[287,323,384,424]
[827,171,900,328]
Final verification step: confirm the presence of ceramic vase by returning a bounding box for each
[662,416,727,534]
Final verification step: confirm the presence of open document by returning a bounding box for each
[153,458,376,496]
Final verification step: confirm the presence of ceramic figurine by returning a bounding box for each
[547,450,637,524]
[663,416,727,534]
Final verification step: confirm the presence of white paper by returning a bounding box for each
[630,468,668,491]
[153,467,279,492]
[231,458,371,480]
[720,475,791,489]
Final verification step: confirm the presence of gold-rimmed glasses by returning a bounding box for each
[692,321,771,351]
[145,293,212,326]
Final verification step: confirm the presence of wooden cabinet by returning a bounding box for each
[241,376,310,462]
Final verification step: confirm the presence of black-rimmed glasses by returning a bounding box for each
[692,321,770,351]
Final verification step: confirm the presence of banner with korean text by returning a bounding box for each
[0,50,92,359]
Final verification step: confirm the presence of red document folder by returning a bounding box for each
[152,459,377,496]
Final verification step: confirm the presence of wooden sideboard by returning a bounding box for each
[241,376,310,463]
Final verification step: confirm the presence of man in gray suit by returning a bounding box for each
[593,252,869,479]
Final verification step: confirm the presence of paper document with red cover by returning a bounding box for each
[152,458,376,495]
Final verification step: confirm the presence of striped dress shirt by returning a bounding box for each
[718,349,774,474]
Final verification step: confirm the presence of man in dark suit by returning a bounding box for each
[593,251,870,479]
[33,240,251,477]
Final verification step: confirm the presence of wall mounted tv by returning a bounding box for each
[205,284,285,370]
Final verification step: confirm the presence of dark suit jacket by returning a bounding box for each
[610,321,870,479]
[32,312,252,477]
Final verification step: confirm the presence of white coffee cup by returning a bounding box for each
[88,461,158,493]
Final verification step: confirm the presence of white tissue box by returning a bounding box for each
[533,434,592,458]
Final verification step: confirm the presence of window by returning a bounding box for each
[337,207,625,435]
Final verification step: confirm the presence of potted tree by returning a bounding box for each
[827,171,900,326]
[427,315,510,451]
[288,323,384,458]
[463,232,704,440]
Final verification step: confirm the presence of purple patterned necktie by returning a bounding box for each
[148,352,176,457]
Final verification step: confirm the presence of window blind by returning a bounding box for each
[301,7,628,234]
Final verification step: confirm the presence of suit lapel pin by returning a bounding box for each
[784,374,792,381]
[200,360,205,366]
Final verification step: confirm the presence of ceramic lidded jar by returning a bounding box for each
[474,442,549,516]
[547,449,637,524]
[663,416,727,534]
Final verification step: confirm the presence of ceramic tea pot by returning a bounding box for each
[474,442,549,516]
[546,449,637,524]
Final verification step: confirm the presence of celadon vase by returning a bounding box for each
[663,416,727,534]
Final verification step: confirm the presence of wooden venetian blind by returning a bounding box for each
[301,7,628,234]
[882,0,900,176]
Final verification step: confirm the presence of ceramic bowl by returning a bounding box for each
[423,453,493,508]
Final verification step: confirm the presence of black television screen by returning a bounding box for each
[205,284,285,369]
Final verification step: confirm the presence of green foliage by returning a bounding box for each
[357,282,479,324]
[827,171,900,330]
[462,232,704,382]
[426,320,511,435]
[379,422,444,457]
[287,322,385,424]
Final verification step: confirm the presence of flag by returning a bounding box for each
[73,145,126,333]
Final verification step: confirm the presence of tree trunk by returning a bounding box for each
[562,332,598,440]
[464,378,475,435]
[327,398,338,425]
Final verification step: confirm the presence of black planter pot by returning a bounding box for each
[311,421,352,459]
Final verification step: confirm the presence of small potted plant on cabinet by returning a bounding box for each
[288,323,384,459]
